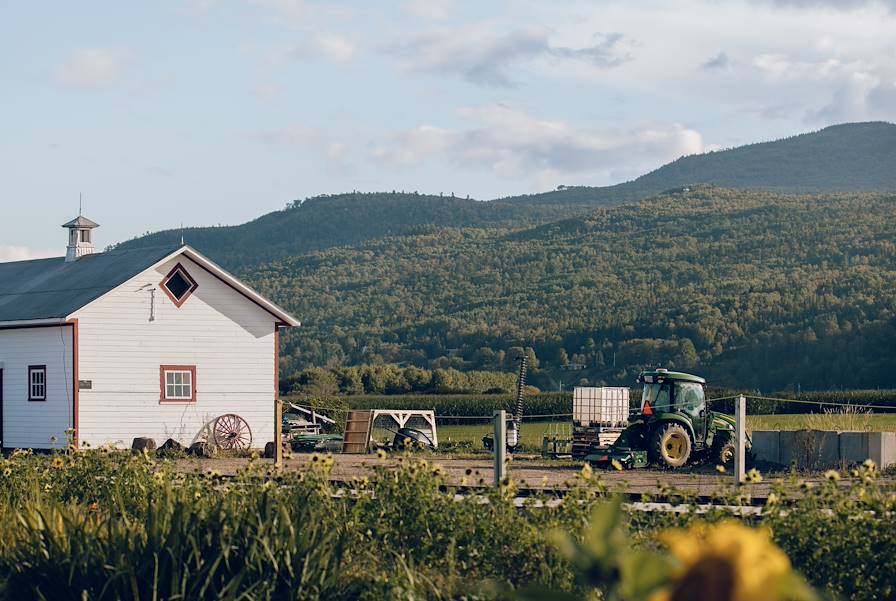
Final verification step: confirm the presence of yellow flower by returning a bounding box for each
[824,469,840,482]
[51,456,65,469]
[744,468,763,483]
[580,462,593,480]
[652,521,812,601]
[610,459,623,471]
[716,464,727,474]
[376,449,387,460]
[766,492,779,506]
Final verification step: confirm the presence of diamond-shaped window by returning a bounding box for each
[161,264,198,307]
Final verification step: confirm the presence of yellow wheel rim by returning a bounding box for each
[663,431,688,461]
[720,446,734,463]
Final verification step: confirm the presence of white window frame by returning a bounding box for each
[28,365,47,401]
[160,365,196,403]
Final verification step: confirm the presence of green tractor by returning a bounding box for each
[585,369,744,469]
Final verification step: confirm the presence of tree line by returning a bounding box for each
[250,186,895,391]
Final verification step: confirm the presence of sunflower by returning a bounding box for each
[51,456,65,469]
[650,521,816,601]
[580,462,593,480]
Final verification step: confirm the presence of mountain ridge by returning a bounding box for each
[114,121,896,269]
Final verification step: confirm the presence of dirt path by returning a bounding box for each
[175,454,795,499]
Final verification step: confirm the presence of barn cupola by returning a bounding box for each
[62,214,99,262]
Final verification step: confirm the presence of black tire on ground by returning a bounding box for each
[650,423,692,468]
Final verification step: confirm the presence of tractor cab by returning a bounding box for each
[638,369,709,443]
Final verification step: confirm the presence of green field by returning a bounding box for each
[436,421,572,449]
[418,413,896,450]
[746,413,896,432]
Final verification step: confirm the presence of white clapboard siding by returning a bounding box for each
[0,326,74,449]
[72,254,278,449]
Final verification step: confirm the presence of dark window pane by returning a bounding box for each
[165,270,192,300]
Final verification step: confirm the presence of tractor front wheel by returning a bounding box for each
[713,436,736,465]
[651,423,692,468]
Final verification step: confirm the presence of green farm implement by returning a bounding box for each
[584,369,746,469]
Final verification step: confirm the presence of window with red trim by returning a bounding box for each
[160,365,196,403]
[160,264,198,307]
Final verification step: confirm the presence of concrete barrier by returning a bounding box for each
[751,430,896,469]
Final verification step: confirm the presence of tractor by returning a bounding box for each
[585,369,745,469]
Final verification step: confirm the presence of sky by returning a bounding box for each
[1,0,894,259]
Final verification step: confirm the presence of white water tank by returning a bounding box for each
[573,387,630,428]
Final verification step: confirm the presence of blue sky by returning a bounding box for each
[2,0,894,258]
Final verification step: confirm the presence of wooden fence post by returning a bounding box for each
[275,397,283,468]
[734,394,746,484]
[493,410,506,487]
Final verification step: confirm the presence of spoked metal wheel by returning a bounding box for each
[212,414,253,450]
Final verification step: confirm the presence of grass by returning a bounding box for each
[417,413,896,450]
[747,412,896,432]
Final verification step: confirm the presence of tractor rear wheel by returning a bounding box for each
[651,423,692,468]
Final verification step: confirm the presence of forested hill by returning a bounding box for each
[505,121,896,207]
[248,187,896,391]
[113,193,566,268]
[114,121,896,268]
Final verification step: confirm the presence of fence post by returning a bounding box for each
[275,397,283,469]
[493,410,506,487]
[734,394,746,484]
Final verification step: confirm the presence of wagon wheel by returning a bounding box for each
[212,414,252,450]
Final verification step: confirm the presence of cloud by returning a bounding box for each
[250,0,353,26]
[404,0,454,19]
[749,52,896,123]
[266,33,356,64]
[759,0,896,10]
[867,80,896,115]
[701,52,730,70]
[179,0,220,14]
[372,104,707,186]
[55,48,135,89]
[251,125,357,174]
[389,26,631,87]
[0,246,58,262]
[255,83,284,101]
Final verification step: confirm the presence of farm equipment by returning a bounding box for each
[584,369,745,469]
[482,356,527,452]
[571,386,629,459]
[283,404,342,452]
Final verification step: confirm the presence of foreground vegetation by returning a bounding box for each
[0,448,892,600]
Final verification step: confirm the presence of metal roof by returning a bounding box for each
[61,215,100,228]
[638,370,706,384]
[0,245,181,322]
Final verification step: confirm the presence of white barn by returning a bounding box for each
[0,215,299,451]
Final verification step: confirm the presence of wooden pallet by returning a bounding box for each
[341,410,373,454]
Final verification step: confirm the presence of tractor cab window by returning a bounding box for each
[676,382,705,415]
[642,382,672,412]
